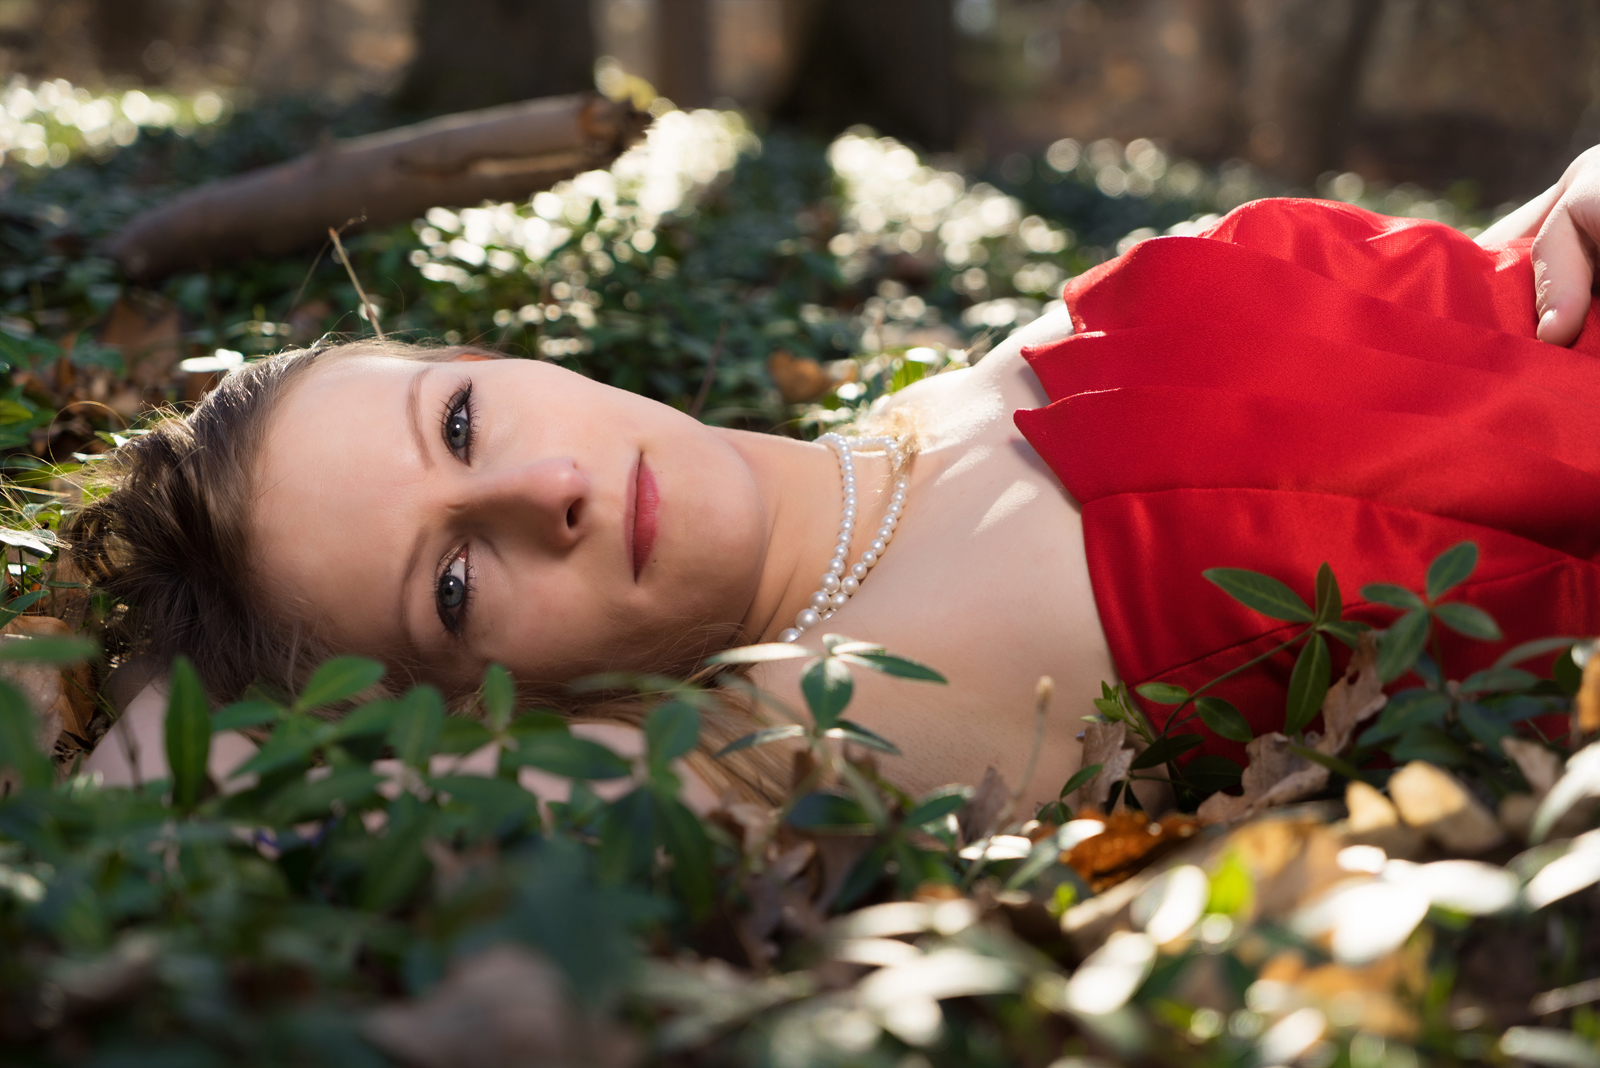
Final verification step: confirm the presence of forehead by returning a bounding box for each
[249,355,433,652]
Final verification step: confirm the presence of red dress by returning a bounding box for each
[1013,198,1600,761]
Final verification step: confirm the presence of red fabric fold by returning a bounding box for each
[1015,198,1600,762]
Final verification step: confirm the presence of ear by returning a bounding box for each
[450,351,497,362]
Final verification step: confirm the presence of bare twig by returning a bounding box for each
[328,227,385,341]
[688,321,728,420]
[996,676,1054,829]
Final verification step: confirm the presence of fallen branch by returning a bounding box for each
[106,93,649,280]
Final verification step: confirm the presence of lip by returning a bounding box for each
[629,455,659,582]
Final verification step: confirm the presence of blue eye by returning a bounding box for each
[436,553,471,632]
[442,385,474,460]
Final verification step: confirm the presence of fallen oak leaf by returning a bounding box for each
[1198,732,1326,825]
[1316,632,1386,756]
[1068,721,1135,813]
[1062,808,1201,891]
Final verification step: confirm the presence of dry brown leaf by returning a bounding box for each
[958,766,1010,843]
[1068,721,1135,813]
[1062,809,1201,891]
[363,943,635,1068]
[766,350,830,403]
[1316,632,1386,755]
[1198,732,1326,824]
[1503,736,1564,798]
[1579,654,1600,734]
[1343,780,1424,858]
[98,296,183,390]
[1388,761,1504,855]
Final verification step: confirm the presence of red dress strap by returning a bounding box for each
[1014,199,1600,760]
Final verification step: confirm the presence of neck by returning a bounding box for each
[716,428,896,645]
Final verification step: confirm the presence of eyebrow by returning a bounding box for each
[396,366,436,652]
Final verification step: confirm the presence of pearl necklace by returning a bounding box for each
[779,432,908,643]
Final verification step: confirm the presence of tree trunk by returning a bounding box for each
[397,0,598,114]
[106,94,647,280]
[655,0,713,109]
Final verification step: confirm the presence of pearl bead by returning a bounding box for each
[841,575,859,593]
[779,628,801,643]
[821,574,841,593]
[842,506,856,521]
[810,591,831,610]
[851,562,868,579]
[831,592,848,607]
[870,539,886,554]
[861,550,878,566]
[828,556,846,574]
[796,608,821,629]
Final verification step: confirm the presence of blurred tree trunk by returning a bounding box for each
[770,0,959,152]
[656,0,713,109]
[397,0,597,114]
[1233,0,1386,184]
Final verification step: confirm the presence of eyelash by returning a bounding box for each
[436,382,476,634]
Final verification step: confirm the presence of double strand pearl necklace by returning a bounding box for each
[779,432,908,643]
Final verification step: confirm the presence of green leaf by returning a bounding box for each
[1285,743,1363,781]
[1556,646,1585,696]
[1457,701,1511,753]
[388,686,446,768]
[294,656,385,712]
[703,643,813,667]
[1361,689,1449,745]
[1434,602,1502,642]
[1322,622,1373,651]
[1376,608,1431,683]
[1494,637,1578,671]
[646,700,700,764]
[164,657,212,810]
[211,700,282,732]
[715,724,806,756]
[785,791,873,832]
[904,784,974,827]
[1194,696,1253,743]
[434,717,494,755]
[265,767,384,824]
[1131,732,1204,769]
[231,715,323,778]
[1183,754,1244,795]
[1059,762,1104,799]
[0,589,47,628]
[1203,568,1314,622]
[1426,541,1478,602]
[0,679,50,789]
[430,775,539,838]
[1285,633,1332,735]
[824,720,902,755]
[654,793,714,918]
[482,663,515,732]
[1313,562,1342,625]
[800,656,852,729]
[1360,583,1426,611]
[1389,725,1467,767]
[0,634,96,664]
[330,698,401,740]
[1135,682,1188,705]
[361,795,432,913]
[1458,667,1539,696]
[501,732,632,780]
[833,650,947,683]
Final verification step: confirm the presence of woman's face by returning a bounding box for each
[251,354,770,692]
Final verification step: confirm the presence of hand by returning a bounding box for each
[1477,146,1600,346]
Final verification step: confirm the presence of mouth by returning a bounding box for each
[629,455,659,582]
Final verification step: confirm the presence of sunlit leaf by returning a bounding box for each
[824,720,902,755]
[165,656,212,810]
[1285,633,1331,735]
[1360,583,1425,611]
[1131,732,1203,769]
[1195,696,1253,743]
[1434,601,1502,642]
[703,643,813,667]
[294,655,385,713]
[1135,682,1187,705]
[715,724,806,756]
[1426,541,1478,602]
[1376,608,1430,683]
[1203,568,1313,622]
[1532,742,1600,842]
[800,656,852,729]
[645,700,700,764]
[833,650,947,683]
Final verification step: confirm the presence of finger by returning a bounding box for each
[1531,204,1597,346]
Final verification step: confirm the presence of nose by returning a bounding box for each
[450,457,590,551]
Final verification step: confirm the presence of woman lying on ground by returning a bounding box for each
[68,147,1600,809]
